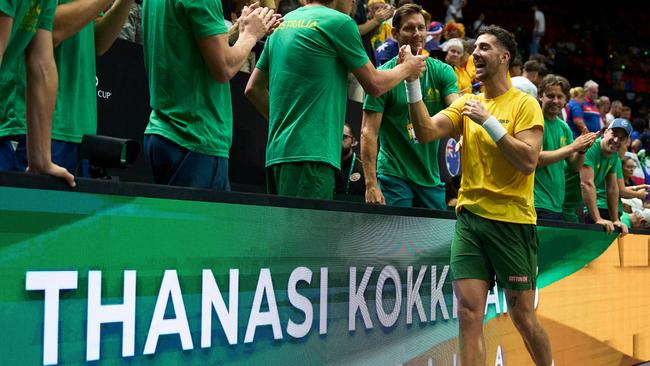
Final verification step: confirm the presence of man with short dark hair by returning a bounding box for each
[406,25,552,366]
[245,0,426,200]
[361,3,459,208]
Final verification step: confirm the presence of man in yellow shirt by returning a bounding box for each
[405,25,551,366]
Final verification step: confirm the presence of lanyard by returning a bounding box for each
[345,152,356,195]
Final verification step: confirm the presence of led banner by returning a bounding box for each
[0,185,648,365]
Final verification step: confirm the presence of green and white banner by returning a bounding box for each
[0,186,631,365]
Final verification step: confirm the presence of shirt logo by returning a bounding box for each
[498,119,510,125]
[277,19,318,30]
[425,87,439,103]
[20,0,42,33]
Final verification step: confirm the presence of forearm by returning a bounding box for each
[53,0,112,46]
[94,0,134,55]
[620,185,647,200]
[246,86,269,120]
[496,134,539,175]
[0,16,12,66]
[538,145,575,167]
[573,118,587,133]
[580,182,601,221]
[360,134,379,188]
[357,18,379,36]
[25,50,58,169]
[224,33,257,80]
[567,151,585,170]
[606,185,619,219]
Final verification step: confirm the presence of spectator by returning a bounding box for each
[367,0,393,50]
[622,155,638,187]
[245,0,426,199]
[8,0,135,178]
[442,38,473,93]
[566,80,601,137]
[472,12,485,38]
[529,3,545,56]
[511,76,538,98]
[598,96,611,128]
[444,0,466,23]
[424,21,443,53]
[442,20,465,41]
[534,74,598,220]
[522,59,541,85]
[509,57,523,77]
[335,123,365,197]
[580,118,631,233]
[354,0,393,66]
[0,0,75,186]
[361,3,459,208]
[620,207,650,229]
[142,1,279,189]
[620,105,632,121]
[606,100,623,125]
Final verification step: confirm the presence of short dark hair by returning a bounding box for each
[392,3,423,30]
[538,74,570,99]
[477,25,518,68]
[523,60,541,73]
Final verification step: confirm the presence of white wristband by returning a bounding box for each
[482,116,507,142]
[405,79,422,104]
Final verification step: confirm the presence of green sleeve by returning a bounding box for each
[0,0,17,18]
[583,141,599,169]
[181,0,228,39]
[256,40,269,72]
[37,0,57,31]
[614,157,623,179]
[362,61,392,113]
[330,18,369,71]
[563,122,574,144]
[438,62,460,96]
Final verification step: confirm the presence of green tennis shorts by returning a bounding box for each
[451,208,538,291]
[267,162,335,200]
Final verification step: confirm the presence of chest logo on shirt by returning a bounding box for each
[20,0,42,33]
[498,119,510,125]
[425,88,439,103]
[560,136,567,146]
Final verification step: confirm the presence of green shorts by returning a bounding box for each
[267,162,335,200]
[378,174,446,209]
[451,209,538,291]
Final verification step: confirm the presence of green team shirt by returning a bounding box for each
[0,0,56,138]
[534,116,574,213]
[583,138,620,209]
[257,6,369,169]
[5,0,97,143]
[363,56,458,187]
[595,158,623,211]
[143,0,230,157]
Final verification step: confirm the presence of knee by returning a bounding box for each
[457,302,484,326]
[510,311,538,337]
